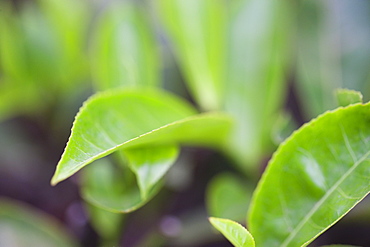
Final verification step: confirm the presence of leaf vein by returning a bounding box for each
[341,125,357,163]
[280,148,370,247]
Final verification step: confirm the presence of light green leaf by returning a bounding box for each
[0,198,77,247]
[0,0,90,120]
[224,0,293,172]
[248,103,370,247]
[91,1,159,90]
[51,89,232,185]
[157,0,227,111]
[206,173,252,222]
[38,0,91,91]
[336,89,363,107]
[124,145,179,199]
[209,217,255,247]
[82,158,161,213]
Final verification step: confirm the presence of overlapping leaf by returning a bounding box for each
[248,103,370,246]
[206,173,252,222]
[81,158,162,213]
[124,145,179,199]
[51,89,232,186]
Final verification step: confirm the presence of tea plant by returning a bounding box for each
[51,85,370,247]
[210,90,369,247]
[1,0,370,246]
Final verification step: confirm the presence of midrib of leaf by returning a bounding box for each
[281,148,370,247]
[51,112,230,185]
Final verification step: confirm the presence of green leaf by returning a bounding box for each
[248,103,370,247]
[0,0,90,120]
[0,198,77,247]
[82,158,161,213]
[51,88,232,185]
[157,0,227,111]
[38,0,91,91]
[91,1,159,90]
[124,145,179,199]
[209,217,255,247]
[224,0,293,172]
[336,89,363,107]
[206,173,252,222]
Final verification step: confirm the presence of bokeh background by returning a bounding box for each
[0,0,370,246]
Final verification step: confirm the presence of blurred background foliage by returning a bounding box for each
[0,0,369,246]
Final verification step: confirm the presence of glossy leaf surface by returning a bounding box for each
[209,217,255,247]
[248,103,370,247]
[51,89,232,185]
[0,198,77,247]
[91,1,159,90]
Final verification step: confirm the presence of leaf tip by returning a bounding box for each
[335,88,363,107]
[50,175,60,186]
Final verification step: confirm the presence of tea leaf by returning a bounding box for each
[209,217,255,247]
[82,158,162,213]
[157,0,227,111]
[51,89,232,185]
[124,145,179,199]
[248,103,370,246]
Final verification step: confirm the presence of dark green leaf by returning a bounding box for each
[124,145,179,199]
